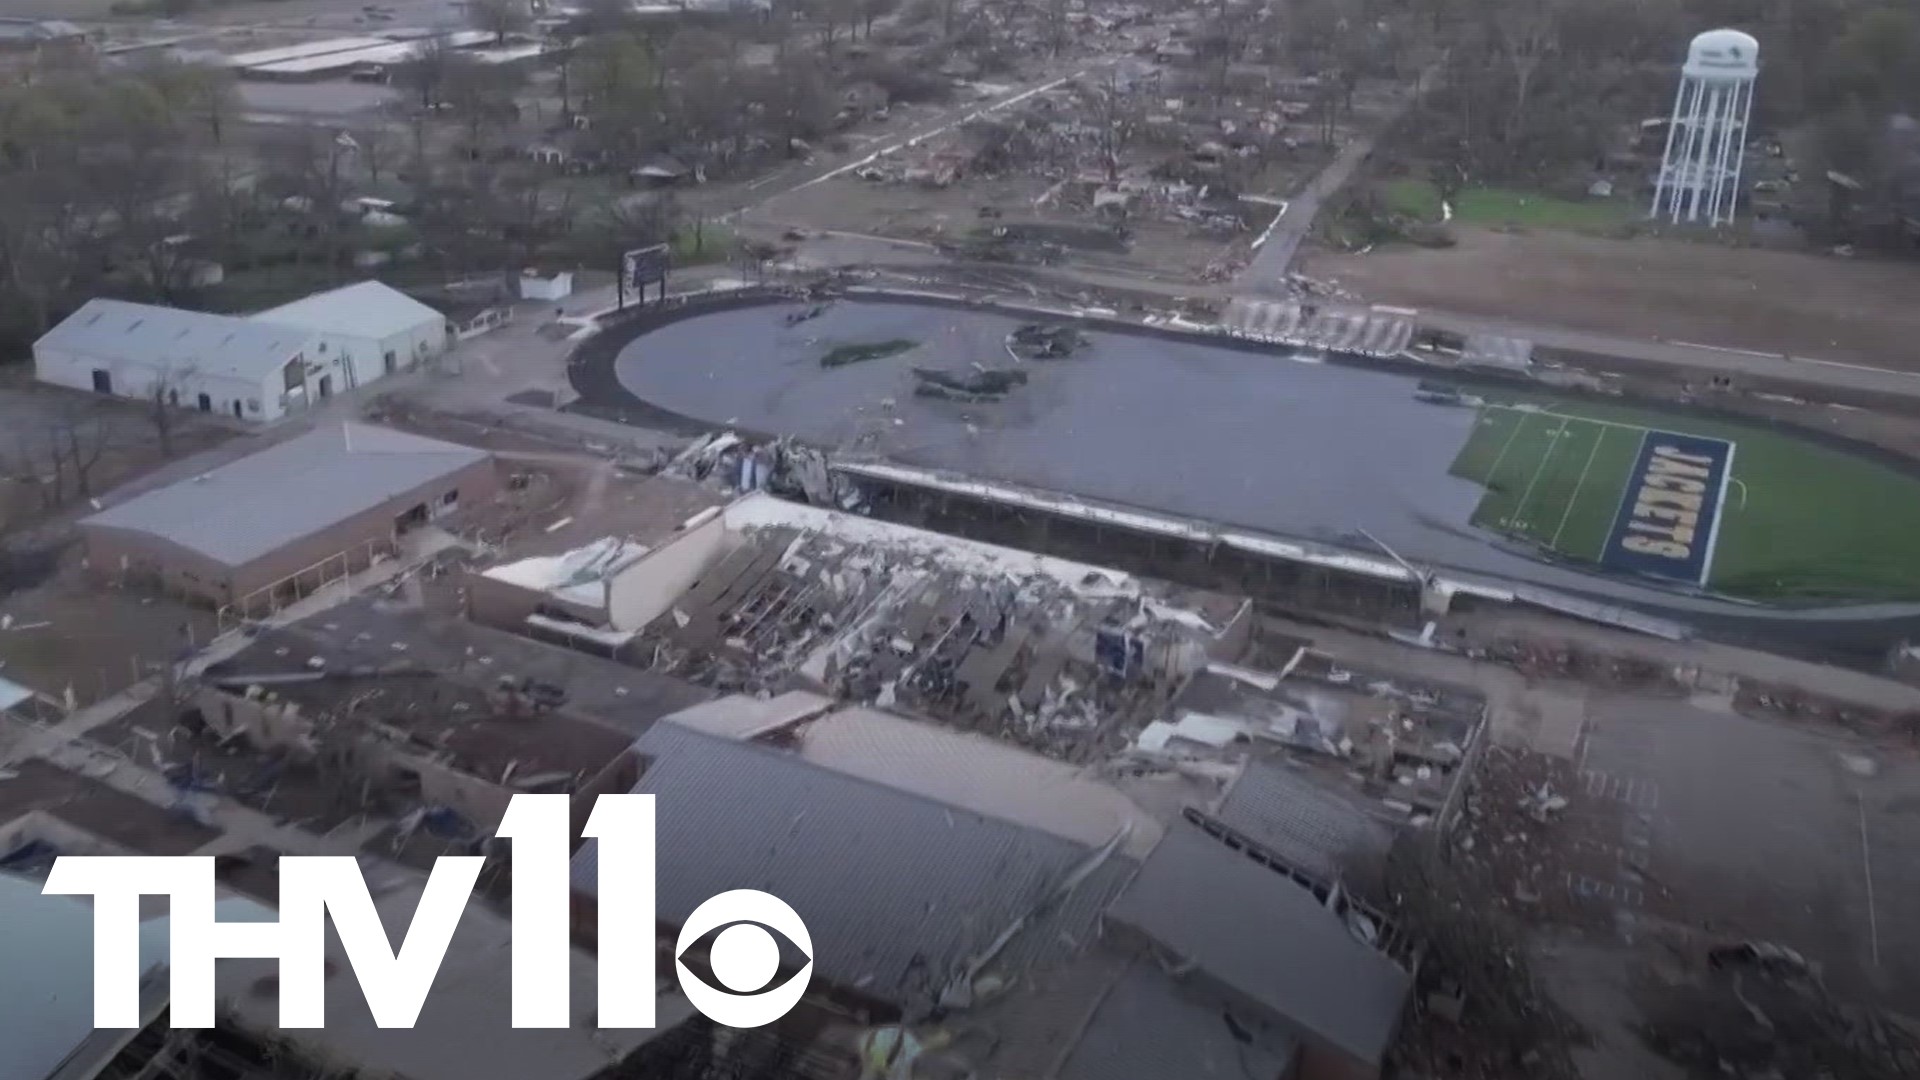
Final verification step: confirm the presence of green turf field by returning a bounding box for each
[1449,400,1920,600]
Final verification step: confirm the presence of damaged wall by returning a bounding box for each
[377,746,518,833]
[607,515,736,633]
[0,810,144,861]
[465,570,605,634]
[197,688,315,752]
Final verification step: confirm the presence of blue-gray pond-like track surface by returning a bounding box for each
[606,299,1920,635]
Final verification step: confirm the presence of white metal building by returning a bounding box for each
[33,299,322,422]
[251,280,450,390]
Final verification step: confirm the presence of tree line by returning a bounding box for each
[1405,0,1920,233]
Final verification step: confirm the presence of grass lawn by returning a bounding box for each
[672,221,736,265]
[1382,179,1635,231]
[1450,398,1920,601]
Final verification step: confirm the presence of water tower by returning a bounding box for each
[1650,29,1759,226]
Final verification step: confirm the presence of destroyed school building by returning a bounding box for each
[3,417,1483,1080]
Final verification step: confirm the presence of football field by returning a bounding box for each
[1451,405,1736,586]
[1448,398,1920,599]
[1452,407,1646,561]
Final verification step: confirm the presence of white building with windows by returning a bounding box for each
[32,299,322,422]
[251,280,450,389]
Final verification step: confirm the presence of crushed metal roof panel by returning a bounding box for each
[791,707,1163,857]
[1105,820,1411,1066]
[83,423,489,567]
[0,675,33,713]
[1057,961,1298,1080]
[253,280,447,341]
[1213,760,1397,881]
[646,494,1237,759]
[570,722,1137,1017]
[662,690,836,740]
[36,298,313,381]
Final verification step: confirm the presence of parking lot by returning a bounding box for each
[1575,693,1920,1011]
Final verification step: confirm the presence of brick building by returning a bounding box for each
[80,423,495,610]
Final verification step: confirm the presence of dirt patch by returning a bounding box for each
[0,565,219,704]
[1304,228,1920,368]
[0,382,235,539]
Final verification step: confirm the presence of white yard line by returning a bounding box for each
[1478,410,1531,483]
[1483,402,1652,434]
[1698,441,1736,586]
[1511,417,1571,529]
[1550,426,1606,550]
[1595,429,1653,561]
[1859,793,1882,969]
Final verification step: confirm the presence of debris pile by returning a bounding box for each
[912,364,1030,402]
[1639,945,1920,1080]
[658,431,866,511]
[1473,637,1685,693]
[821,338,919,368]
[636,523,1235,760]
[1007,322,1090,359]
[1120,658,1482,828]
[1737,679,1920,737]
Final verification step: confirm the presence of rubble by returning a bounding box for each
[630,501,1247,761]
[820,338,920,368]
[1738,679,1920,737]
[1639,948,1920,1080]
[911,365,1030,401]
[1120,657,1483,828]
[1006,322,1090,359]
[784,302,831,326]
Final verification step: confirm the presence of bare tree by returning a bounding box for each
[187,65,239,146]
[468,0,532,45]
[1494,0,1562,150]
[860,0,897,38]
[1080,70,1142,184]
[399,34,454,109]
[352,126,395,184]
[57,407,110,499]
[442,57,526,152]
[148,364,196,459]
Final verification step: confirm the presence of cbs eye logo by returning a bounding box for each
[675,890,815,1027]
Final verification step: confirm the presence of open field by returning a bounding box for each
[1306,227,1920,368]
[1380,178,1637,231]
[1451,398,1920,599]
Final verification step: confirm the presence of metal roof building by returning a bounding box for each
[0,871,178,1080]
[38,300,309,382]
[569,721,1138,1019]
[1212,759,1399,883]
[1105,820,1414,1079]
[1056,960,1301,1080]
[33,299,323,421]
[81,423,496,610]
[253,281,450,391]
[0,17,86,46]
